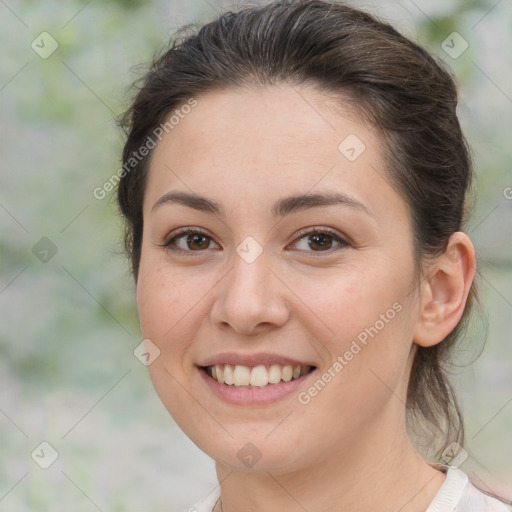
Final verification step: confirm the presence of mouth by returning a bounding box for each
[197,353,318,405]
[201,363,316,388]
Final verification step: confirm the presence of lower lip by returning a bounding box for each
[198,367,317,405]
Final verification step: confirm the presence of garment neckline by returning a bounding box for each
[425,465,469,512]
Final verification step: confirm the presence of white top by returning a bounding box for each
[186,466,510,512]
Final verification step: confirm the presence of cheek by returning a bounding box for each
[289,261,409,347]
[136,271,176,339]
[136,259,210,343]
[291,261,414,404]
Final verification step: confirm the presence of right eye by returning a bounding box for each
[163,228,221,254]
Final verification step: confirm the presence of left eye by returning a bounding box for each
[290,229,349,252]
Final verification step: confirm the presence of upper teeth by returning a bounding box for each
[207,364,310,387]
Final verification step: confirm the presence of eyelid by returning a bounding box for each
[163,226,211,244]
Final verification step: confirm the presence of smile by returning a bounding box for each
[198,358,318,405]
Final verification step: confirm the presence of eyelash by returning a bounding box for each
[161,226,351,256]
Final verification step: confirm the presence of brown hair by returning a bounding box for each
[117,0,479,463]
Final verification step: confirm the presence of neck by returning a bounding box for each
[214,408,446,512]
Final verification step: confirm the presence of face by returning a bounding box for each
[136,84,422,474]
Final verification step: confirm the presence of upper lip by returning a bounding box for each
[199,352,316,368]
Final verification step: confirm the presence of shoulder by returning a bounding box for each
[457,480,511,512]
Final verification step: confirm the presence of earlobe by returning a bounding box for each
[413,232,476,348]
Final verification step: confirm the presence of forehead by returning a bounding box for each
[144,84,404,224]
[151,84,368,164]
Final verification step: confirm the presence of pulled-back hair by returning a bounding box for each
[117,0,480,463]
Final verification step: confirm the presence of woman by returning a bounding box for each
[116,1,510,510]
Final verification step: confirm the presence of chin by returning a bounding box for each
[188,425,312,474]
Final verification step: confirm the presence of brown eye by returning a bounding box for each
[164,229,220,253]
[290,228,350,253]
[308,232,334,250]
[182,233,210,250]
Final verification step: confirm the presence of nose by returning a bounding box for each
[210,248,291,336]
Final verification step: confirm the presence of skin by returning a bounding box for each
[135,84,476,512]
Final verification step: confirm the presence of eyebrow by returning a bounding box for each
[151,190,371,217]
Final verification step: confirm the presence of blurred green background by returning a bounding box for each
[1,0,511,510]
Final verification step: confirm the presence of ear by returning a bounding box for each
[413,232,476,348]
